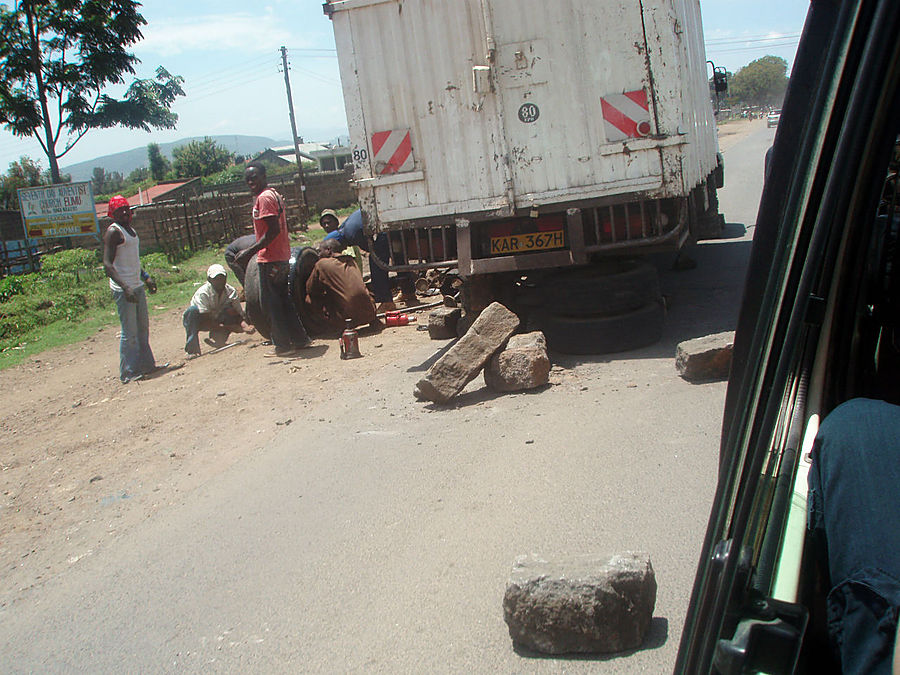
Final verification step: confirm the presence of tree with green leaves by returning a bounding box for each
[0,0,185,184]
[728,56,789,108]
[91,166,122,194]
[127,165,149,183]
[0,155,45,209]
[147,142,170,180]
[172,138,234,179]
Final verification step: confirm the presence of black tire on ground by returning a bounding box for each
[288,246,320,309]
[541,259,661,317]
[243,256,271,340]
[539,300,665,355]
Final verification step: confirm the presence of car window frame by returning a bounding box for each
[676,0,900,672]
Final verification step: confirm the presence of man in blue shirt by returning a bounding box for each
[320,209,416,312]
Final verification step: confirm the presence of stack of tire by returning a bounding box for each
[536,258,665,355]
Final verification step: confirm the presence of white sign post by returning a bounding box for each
[17,182,100,240]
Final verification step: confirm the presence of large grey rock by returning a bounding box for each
[428,306,462,340]
[675,331,735,382]
[414,302,519,403]
[503,552,657,655]
[484,331,550,392]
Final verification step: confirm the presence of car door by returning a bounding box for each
[675,0,900,673]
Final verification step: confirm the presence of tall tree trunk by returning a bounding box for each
[24,1,61,183]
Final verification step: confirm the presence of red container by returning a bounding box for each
[384,313,417,327]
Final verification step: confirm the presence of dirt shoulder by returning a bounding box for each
[0,298,422,608]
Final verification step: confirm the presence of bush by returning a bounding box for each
[0,275,24,302]
[40,248,102,282]
[140,252,172,274]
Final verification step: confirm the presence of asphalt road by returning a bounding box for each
[0,121,776,674]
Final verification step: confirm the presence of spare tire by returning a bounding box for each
[541,259,661,317]
[539,300,665,355]
[288,246,320,309]
[243,256,271,340]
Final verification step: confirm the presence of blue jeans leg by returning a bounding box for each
[808,398,900,674]
[134,287,155,373]
[114,287,155,381]
[370,233,393,302]
[183,305,201,354]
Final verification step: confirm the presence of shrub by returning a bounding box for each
[40,248,102,282]
[0,275,24,302]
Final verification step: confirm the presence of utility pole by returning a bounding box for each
[280,46,309,219]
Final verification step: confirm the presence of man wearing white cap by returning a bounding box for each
[182,264,252,355]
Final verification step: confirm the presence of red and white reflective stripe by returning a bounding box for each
[371,129,414,175]
[601,89,652,142]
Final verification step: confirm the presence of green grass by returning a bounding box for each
[0,228,325,371]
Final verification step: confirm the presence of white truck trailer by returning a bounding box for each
[325,0,724,352]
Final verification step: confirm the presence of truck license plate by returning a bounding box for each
[490,230,564,255]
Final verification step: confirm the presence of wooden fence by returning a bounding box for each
[0,170,357,272]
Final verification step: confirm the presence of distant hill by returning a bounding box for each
[60,135,291,182]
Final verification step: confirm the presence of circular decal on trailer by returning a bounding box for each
[518,103,540,123]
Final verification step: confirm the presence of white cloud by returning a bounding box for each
[137,12,299,57]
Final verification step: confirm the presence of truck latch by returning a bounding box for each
[713,591,808,673]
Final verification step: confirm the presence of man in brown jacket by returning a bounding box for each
[305,238,377,332]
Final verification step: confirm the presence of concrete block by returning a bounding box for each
[428,306,462,340]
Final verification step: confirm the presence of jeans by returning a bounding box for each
[182,305,242,354]
[370,233,393,303]
[807,398,900,675]
[258,261,309,350]
[112,286,155,382]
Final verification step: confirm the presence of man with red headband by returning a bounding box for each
[102,195,158,382]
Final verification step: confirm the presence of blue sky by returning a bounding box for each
[0,0,810,174]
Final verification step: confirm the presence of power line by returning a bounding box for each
[704,32,801,46]
[706,40,800,56]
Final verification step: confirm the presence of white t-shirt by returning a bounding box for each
[190,281,242,316]
[107,223,143,292]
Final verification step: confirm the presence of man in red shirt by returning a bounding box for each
[235,161,311,357]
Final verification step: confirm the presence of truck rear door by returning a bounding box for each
[483,0,665,208]
[327,0,515,225]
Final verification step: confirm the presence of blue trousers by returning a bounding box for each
[370,233,393,303]
[182,305,242,354]
[808,398,900,674]
[258,261,309,350]
[112,287,155,382]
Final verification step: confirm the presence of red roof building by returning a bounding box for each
[95,178,201,217]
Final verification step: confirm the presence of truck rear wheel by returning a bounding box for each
[693,179,725,240]
[541,259,661,317]
[538,300,666,354]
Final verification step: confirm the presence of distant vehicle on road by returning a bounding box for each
[767,110,781,128]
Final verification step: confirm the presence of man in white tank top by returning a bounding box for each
[102,195,158,383]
